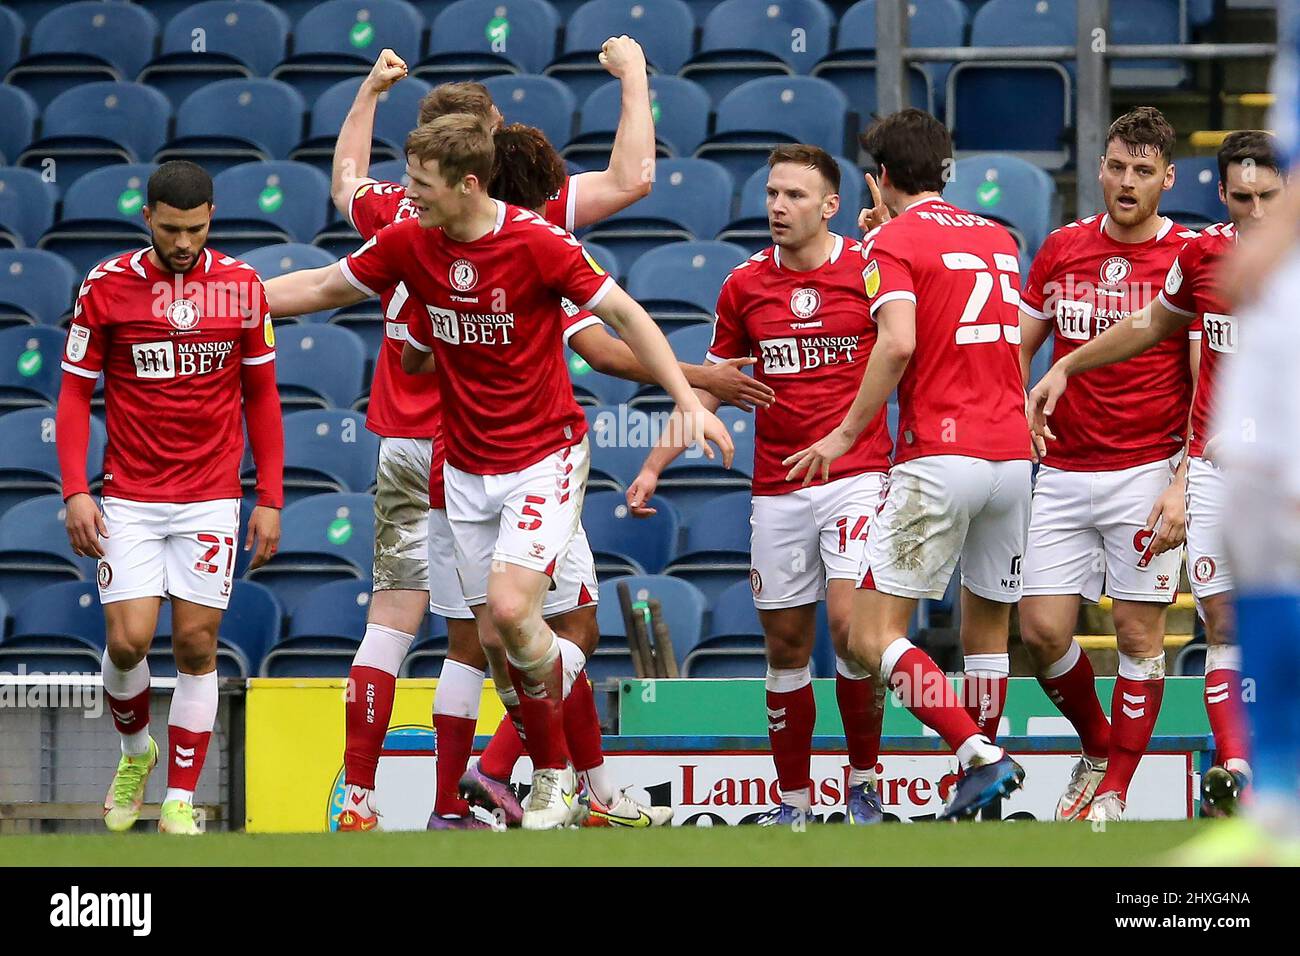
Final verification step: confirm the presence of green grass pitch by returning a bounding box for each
[1,820,1207,867]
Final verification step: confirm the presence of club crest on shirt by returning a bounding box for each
[863,260,881,298]
[789,287,821,319]
[166,298,201,331]
[449,259,479,292]
[1100,256,1132,285]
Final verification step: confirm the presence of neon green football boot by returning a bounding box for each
[103,736,158,833]
[158,799,202,836]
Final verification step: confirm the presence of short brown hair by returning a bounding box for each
[768,144,840,194]
[1106,106,1175,163]
[405,113,494,187]
[859,108,952,195]
[418,81,495,126]
[1217,130,1282,185]
[488,123,567,210]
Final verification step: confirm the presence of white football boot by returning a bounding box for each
[1055,755,1108,820]
[521,764,587,830]
[1084,790,1126,823]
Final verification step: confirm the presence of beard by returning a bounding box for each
[151,237,205,274]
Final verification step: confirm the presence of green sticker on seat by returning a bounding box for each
[350,21,375,48]
[258,186,284,213]
[117,189,143,216]
[976,181,1001,208]
[17,349,41,377]
[327,518,353,545]
[486,16,509,44]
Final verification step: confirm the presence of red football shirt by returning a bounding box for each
[1156,222,1237,459]
[544,175,577,231]
[863,197,1032,465]
[1021,214,1201,471]
[60,247,277,503]
[341,200,614,475]
[346,179,439,439]
[707,235,893,495]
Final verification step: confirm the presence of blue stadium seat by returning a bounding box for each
[0,5,22,78]
[0,86,39,167]
[366,159,410,187]
[582,158,733,269]
[0,408,106,519]
[272,408,381,503]
[0,250,79,328]
[6,2,160,109]
[584,490,681,576]
[682,0,834,104]
[944,154,1055,255]
[0,494,94,614]
[4,2,66,32]
[596,574,708,669]
[209,579,283,676]
[242,242,340,323]
[0,326,64,411]
[259,579,372,677]
[143,1,292,108]
[567,348,639,406]
[702,577,762,640]
[1,580,104,673]
[1111,0,1188,89]
[246,492,374,612]
[625,320,722,414]
[484,75,578,149]
[811,0,953,117]
[664,489,751,605]
[19,83,173,198]
[292,75,432,175]
[158,79,308,176]
[545,0,696,103]
[627,240,747,328]
[696,78,849,189]
[656,405,754,513]
[37,165,155,278]
[719,155,863,253]
[569,76,711,171]
[947,0,1074,169]
[585,405,660,491]
[272,0,425,101]
[666,323,717,364]
[418,0,561,82]
[1163,155,1222,228]
[275,325,368,411]
[0,168,56,251]
[211,161,332,253]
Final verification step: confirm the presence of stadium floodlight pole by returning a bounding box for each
[876,0,910,116]
[1076,0,1111,216]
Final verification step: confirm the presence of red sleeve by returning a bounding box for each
[56,373,95,500]
[347,180,408,240]
[862,226,915,319]
[61,266,109,380]
[241,359,284,509]
[705,271,750,362]
[560,297,601,346]
[403,287,434,351]
[1158,240,1200,317]
[543,174,576,231]
[523,215,616,310]
[340,218,415,298]
[1019,232,1060,320]
[239,275,277,366]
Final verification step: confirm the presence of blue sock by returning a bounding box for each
[1235,590,1300,804]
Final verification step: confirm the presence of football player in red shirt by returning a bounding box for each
[785,110,1031,820]
[411,125,767,829]
[320,41,657,830]
[265,115,731,829]
[1016,108,1201,822]
[56,161,284,835]
[1031,131,1287,821]
[626,145,893,826]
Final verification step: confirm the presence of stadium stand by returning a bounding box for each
[0,0,1257,680]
